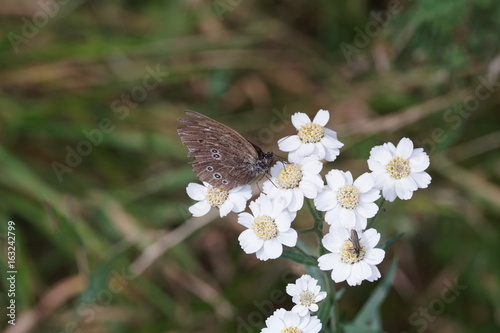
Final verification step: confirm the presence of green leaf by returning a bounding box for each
[353,259,398,327]
[377,232,405,250]
[343,322,385,333]
[317,294,334,329]
[281,248,318,266]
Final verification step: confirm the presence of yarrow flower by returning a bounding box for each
[263,158,324,212]
[368,137,431,202]
[187,182,252,217]
[318,227,385,286]
[238,195,298,261]
[278,109,344,163]
[314,170,380,230]
[261,308,322,333]
[286,274,327,316]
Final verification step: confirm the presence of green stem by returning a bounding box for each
[306,198,323,223]
[367,197,386,228]
[297,227,315,234]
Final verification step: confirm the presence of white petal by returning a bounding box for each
[313,109,330,126]
[382,183,397,202]
[353,172,374,193]
[314,189,336,211]
[291,112,312,128]
[312,142,326,160]
[189,201,211,217]
[186,183,207,200]
[218,201,233,217]
[263,238,283,259]
[323,146,340,162]
[288,189,305,211]
[324,128,339,140]
[287,149,303,163]
[228,194,247,213]
[238,229,263,253]
[299,180,318,199]
[360,188,381,203]
[302,159,323,174]
[317,253,336,270]
[356,202,379,219]
[238,212,255,228]
[275,213,292,231]
[396,137,414,159]
[369,145,393,165]
[278,135,302,152]
[395,183,414,200]
[411,172,431,188]
[339,208,356,228]
[321,135,343,149]
[278,228,298,247]
[325,169,346,190]
[331,262,350,283]
[410,150,430,172]
[364,248,385,265]
[362,228,380,248]
[297,142,316,156]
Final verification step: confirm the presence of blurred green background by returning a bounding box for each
[1,0,500,332]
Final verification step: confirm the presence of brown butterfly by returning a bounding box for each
[177,111,274,191]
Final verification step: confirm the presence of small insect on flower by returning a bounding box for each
[349,229,362,257]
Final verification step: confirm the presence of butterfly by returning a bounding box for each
[177,111,274,191]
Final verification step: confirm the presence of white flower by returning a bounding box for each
[238,194,297,261]
[261,308,322,333]
[286,274,327,316]
[278,109,344,163]
[318,227,385,286]
[314,170,380,230]
[367,137,431,202]
[187,182,252,218]
[263,158,324,212]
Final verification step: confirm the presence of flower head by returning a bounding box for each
[286,274,327,316]
[314,170,380,230]
[261,308,322,333]
[368,137,431,202]
[278,109,343,163]
[263,158,324,212]
[318,227,385,286]
[238,195,297,261]
[187,182,252,217]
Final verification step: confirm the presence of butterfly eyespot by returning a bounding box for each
[222,180,229,185]
[211,149,219,154]
[213,153,221,159]
[206,166,214,172]
[214,173,222,179]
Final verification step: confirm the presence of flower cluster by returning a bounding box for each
[261,274,326,333]
[185,109,431,285]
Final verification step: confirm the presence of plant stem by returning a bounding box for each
[368,197,386,228]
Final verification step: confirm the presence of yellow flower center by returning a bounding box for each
[386,156,411,179]
[340,239,366,264]
[282,328,302,333]
[299,290,315,306]
[298,122,325,143]
[252,216,278,240]
[276,163,303,189]
[337,185,360,209]
[206,186,229,207]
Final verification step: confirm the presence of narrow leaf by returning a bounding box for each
[353,259,398,326]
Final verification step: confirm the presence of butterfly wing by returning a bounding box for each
[177,111,262,190]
